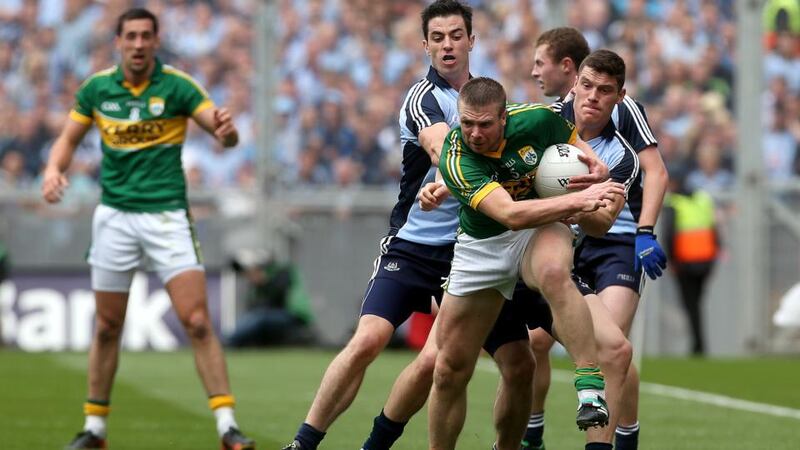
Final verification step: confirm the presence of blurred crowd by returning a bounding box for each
[1,0,800,194]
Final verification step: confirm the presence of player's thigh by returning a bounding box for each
[346,313,397,353]
[597,286,639,336]
[137,209,203,278]
[435,289,506,366]
[520,222,574,290]
[94,290,130,329]
[165,269,209,322]
[87,205,142,272]
[360,276,435,328]
[483,300,530,357]
[361,237,450,327]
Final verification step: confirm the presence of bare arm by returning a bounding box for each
[193,107,239,148]
[637,146,668,227]
[41,118,92,203]
[571,194,626,237]
[476,180,626,231]
[418,122,451,166]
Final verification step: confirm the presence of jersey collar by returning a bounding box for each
[426,66,472,91]
[561,99,617,140]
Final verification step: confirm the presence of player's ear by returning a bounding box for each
[561,57,573,73]
[468,34,475,51]
[617,87,626,103]
[423,39,430,56]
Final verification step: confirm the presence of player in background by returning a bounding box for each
[281,2,539,449]
[430,76,623,450]
[526,27,669,450]
[41,8,255,450]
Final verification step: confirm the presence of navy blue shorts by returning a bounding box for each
[360,236,453,328]
[360,236,529,355]
[511,281,554,335]
[573,236,644,296]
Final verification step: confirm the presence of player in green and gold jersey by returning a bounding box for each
[41,8,254,450]
[426,77,626,449]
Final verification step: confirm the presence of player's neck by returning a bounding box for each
[123,63,155,87]
[444,71,470,91]
[576,121,603,141]
[557,75,578,100]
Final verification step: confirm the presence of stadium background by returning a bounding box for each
[0,0,800,357]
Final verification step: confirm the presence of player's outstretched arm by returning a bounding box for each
[569,193,626,237]
[476,180,625,231]
[194,107,239,148]
[41,118,91,203]
[418,122,452,166]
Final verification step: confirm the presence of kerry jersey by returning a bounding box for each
[440,103,577,239]
[70,59,213,212]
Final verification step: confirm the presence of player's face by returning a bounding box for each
[459,102,506,154]
[531,44,571,98]
[424,15,474,78]
[116,18,159,77]
[573,67,625,127]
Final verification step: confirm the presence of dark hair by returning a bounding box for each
[116,8,159,36]
[421,0,473,39]
[458,77,506,115]
[578,49,626,91]
[535,27,590,69]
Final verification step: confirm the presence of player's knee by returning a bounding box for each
[346,330,388,364]
[531,333,554,355]
[94,316,124,343]
[412,346,438,379]
[432,352,472,391]
[183,310,212,341]
[600,335,632,375]
[497,349,534,387]
[536,263,572,299]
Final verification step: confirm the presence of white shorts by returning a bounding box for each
[88,204,204,290]
[446,228,536,300]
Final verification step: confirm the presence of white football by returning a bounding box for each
[534,143,590,198]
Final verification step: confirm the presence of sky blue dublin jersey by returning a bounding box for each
[559,100,642,236]
[394,67,462,246]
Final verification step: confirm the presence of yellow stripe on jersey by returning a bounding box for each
[506,102,545,112]
[507,104,551,116]
[94,113,189,151]
[69,109,93,125]
[76,66,116,90]
[481,138,507,159]
[122,79,151,97]
[445,133,468,189]
[469,181,501,210]
[163,65,211,98]
[567,127,578,144]
[192,98,214,117]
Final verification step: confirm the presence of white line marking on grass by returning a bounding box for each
[476,361,800,420]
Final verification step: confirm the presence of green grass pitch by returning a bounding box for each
[2,349,798,449]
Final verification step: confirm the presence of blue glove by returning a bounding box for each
[635,227,667,280]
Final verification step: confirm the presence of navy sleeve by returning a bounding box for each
[615,96,658,152]
[404,84,446,136]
